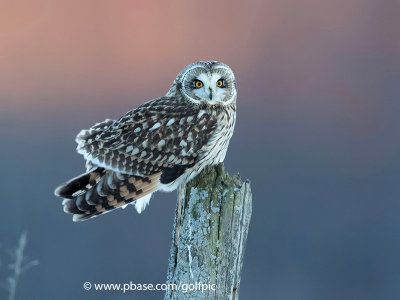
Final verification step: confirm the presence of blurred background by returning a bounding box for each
[0,0,399,299]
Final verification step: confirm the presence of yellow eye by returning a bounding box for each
[193,80,203,88]
[216,79,225,87]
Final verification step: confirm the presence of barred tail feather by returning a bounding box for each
[55,168,161,221]
[54,169,103,199]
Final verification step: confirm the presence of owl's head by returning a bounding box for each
[171,61,237,106]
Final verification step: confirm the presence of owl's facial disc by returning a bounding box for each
[191,73,229,105]
[179,62,236,106]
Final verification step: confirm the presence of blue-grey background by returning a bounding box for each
[1,0,400,299]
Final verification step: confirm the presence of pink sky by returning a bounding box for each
[1,0,398,112]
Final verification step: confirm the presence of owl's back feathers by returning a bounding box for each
[56,98,220,221]
[76,98,217,176]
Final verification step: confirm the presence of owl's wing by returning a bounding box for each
[76,97,217,178]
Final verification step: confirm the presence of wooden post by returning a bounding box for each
[165,164,252,300]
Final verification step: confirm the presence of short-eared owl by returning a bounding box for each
[55,61,237,221]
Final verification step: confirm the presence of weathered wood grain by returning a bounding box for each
[165,164,252,300]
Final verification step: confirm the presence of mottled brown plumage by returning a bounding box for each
[55,61,237,221]
[76,98,218,175]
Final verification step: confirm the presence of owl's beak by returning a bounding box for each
[208,88,213,100]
